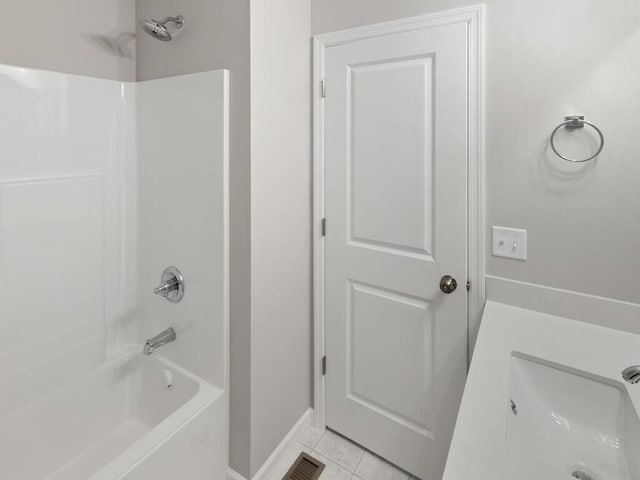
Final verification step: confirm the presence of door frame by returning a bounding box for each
[312,5,486,428]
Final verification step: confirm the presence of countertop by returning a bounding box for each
[442,301,640,480]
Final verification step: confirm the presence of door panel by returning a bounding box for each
[324,22,468,480]
[348,281,434,433]
[349,56,434,257]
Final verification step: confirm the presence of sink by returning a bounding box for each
[442,302,640,480]
[507,355,640,480]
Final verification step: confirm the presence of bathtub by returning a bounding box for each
[0,348,228,480]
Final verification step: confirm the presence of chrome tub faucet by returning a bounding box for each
[143,327,176,356]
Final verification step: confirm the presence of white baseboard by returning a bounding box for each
[227,408,313,480]
[486,275,640,335]
[227,467,248,480]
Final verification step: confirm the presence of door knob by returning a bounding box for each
[440,275,457,294]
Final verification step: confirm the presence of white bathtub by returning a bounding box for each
[0,348,227,480]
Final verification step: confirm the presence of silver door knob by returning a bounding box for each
[440,275,457,294]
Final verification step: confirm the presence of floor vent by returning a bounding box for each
[282,452,325,480]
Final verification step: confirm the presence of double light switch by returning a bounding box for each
[491,226,527,261]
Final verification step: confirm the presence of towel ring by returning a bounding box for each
[550,116,604,163]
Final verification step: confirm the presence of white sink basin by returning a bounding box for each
[507,355,640,480]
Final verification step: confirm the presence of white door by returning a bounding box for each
[323,22,468,480]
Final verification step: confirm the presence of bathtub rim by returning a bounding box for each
[88,350,223,480]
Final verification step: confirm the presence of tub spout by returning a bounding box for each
[143,327,176,356]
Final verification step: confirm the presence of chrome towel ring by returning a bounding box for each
[550,116,604,163]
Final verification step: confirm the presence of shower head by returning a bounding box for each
[138,15,184,42]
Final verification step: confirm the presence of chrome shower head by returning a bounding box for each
[139,15,184,42]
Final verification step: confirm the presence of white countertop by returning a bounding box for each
[443,301,640,480]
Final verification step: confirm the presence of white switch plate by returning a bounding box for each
[492,226,527,261]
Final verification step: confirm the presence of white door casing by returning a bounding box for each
[313,7,485,480]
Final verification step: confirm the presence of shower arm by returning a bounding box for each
[157,16,184,28]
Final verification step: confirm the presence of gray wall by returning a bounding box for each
[312,0,640,305]
[249,0,312,474]
[1,0,135,80]
[136,0,252,475]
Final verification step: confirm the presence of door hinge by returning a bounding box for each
[466,281,471,291]
[321,79,326,98]
[322,356,327,375]
[321,218,326,236]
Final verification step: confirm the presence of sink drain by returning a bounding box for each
[572,471,596,480]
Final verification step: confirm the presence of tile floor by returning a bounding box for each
[264,425,416,480]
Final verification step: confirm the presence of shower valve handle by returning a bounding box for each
[153,266,185,303]
[154,279,178,297]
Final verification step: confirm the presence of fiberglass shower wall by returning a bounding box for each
[136,70,230,393]
[0,64,138,416]
[0,65,229,423]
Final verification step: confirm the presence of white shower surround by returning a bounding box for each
[0,65,229,479]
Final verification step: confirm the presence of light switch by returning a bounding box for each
[492,226,527,261]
